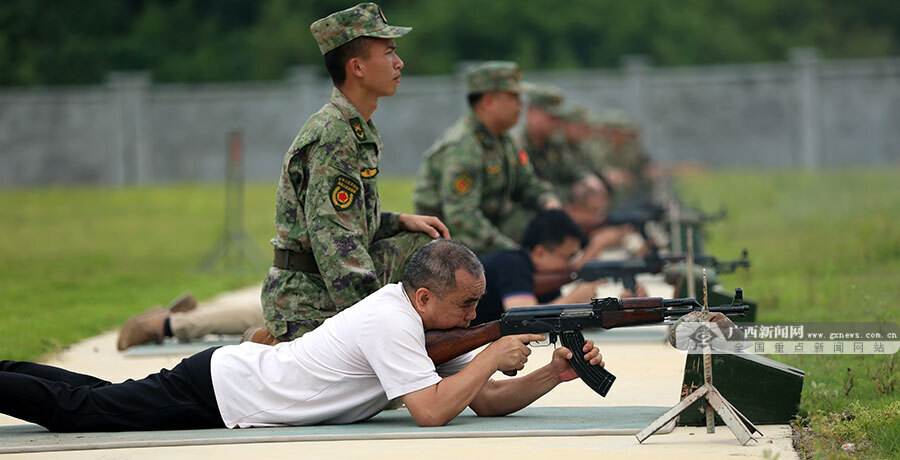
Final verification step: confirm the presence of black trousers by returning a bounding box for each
[0,347,225,432]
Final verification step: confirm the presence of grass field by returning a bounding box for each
[677,168,900,459]
[0,168,898,457]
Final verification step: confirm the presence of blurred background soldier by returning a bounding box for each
[413,61,560,255]
[594,109,657,199]
[514,85,585,197]
[560,104,610,185]
[117,291,265,351]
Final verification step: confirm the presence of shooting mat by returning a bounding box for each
[0,406,673,454]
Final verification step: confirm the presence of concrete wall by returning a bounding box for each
[1,48,899,187]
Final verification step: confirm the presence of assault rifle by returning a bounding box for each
[580,200,667,237]
[664,205,727,226]
[425,291,750,397]
[605,204,667,227]
[532,249,750,297]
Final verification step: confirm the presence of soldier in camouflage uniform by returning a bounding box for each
[513,85,586,197]
[595,109,654,196]
[560,104,610,182]
[413,62,560,255]
[260,3,449,341]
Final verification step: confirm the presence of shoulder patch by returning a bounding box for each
[360,167,378,178]
[518,149,529,166]
[486,164,501,175]
[452,172,474,196]
[349,117,368,142]
[331,175,361,210]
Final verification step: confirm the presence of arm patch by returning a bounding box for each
[518,149,530,165]
[331,175,361,210]
[453,172,474,196]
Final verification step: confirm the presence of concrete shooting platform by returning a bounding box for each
[0,276,798,459]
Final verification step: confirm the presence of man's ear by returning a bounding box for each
[346,56,365,79]
[413,287,432,314]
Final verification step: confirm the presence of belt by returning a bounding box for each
[273,248,320,274]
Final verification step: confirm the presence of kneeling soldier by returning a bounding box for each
[261,3,449,342]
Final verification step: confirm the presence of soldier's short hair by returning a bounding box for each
[324,37,374,86]
[402,239,484,297]
[522,210,583,251]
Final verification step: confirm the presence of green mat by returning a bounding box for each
[0,406,672,453]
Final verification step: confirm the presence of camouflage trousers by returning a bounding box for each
[261,231,431,341]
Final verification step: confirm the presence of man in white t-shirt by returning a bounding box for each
[0,239,604,432]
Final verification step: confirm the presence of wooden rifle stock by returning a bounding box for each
[532,271,576,298]
[425,321,501,366]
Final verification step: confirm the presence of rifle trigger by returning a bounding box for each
[532,337,551,348]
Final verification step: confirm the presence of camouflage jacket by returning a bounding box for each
[514,128,585,194]
[606,138,650,178]
[568,137,611,181]
[270,87,401,308]
[413,112,556,253]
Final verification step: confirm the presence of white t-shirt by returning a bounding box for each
[210,283,474,428]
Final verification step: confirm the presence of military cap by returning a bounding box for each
[561,104,594,124]
[310,3,411,55]
[465,61,525,95]
[526,84,565,117]
[597,109,635,127]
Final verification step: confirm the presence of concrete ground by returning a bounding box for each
[0,276,798,459]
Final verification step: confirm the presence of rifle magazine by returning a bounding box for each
[560,330,616,397]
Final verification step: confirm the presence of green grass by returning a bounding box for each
[0,178,417,361]
[1,169,898,457]
[677,168,900,459]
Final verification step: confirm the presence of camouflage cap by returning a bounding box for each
[526,84,565,117]
[561,104,594,124]
[598,109,637,128]
[310,3,412,55]
[465,61,525,95]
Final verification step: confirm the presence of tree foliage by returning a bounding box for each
[2,0,899,86]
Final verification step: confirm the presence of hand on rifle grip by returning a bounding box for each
[489,334,543,377]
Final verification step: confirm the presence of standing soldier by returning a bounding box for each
[413,62,559,255]
[515,85,585,196]
[259,3,448,342]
